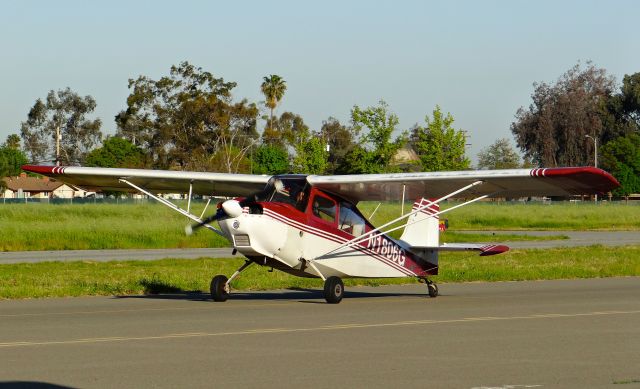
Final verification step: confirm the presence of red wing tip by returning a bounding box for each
[529,166,620,193]
[479,245,510,256]
[21,165,66,175]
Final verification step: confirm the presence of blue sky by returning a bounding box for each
[1,0,638,164]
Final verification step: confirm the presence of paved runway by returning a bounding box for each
[1,231,639,264]
[1,278,639,388]
[0,247,234,264]
[465,230,640,249]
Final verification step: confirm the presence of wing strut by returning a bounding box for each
[187,181,193,213]
[318,180,485,259]
[118,178,226,237]
[356,192,492,248]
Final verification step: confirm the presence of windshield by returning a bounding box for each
[241,176,309,208]
[269,177,309,209]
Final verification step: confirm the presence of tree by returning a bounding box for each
[252,144,289,174]
[318,117,357,174]
[601,72,640,142]
[0,146,28,192]
[261,75,287,142]
[410,106,470,171]
[620,72,640,128]
[115,62,259,172]
[338,145,375,174]
[267,111,309,149]
[3,134,21,150]
[600,133,640,198]
[20,88,102,165]
[511,62,616,166]
[339,100,406,174]
[292,137,329,174]
[85,137,146,168]
[477,138,522,170]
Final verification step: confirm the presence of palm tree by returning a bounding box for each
[260,75,287,137]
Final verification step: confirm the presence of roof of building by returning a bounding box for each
[2,174,64,192]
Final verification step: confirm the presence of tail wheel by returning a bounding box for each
[323,276,344,304]
[210,275,229,302]
[427,282,438,298]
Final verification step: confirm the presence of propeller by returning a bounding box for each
[185,199,243,236]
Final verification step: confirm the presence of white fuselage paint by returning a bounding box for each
[218,210,413,279]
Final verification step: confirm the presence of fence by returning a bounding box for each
[1,196,638,206]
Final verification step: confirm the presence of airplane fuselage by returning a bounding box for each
[217,184,437,279]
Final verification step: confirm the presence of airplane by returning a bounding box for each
[22,164,619,303]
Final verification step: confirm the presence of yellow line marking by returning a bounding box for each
[1,309,639,349]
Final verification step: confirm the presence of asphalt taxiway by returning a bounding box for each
[1,278,639,388]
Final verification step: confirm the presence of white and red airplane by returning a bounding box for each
[22,165,618,303]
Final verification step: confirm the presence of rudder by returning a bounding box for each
[399,198,440,247]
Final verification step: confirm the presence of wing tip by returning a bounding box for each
[22,165,66,175]
[530,166,620,194]
[479,244,510,256]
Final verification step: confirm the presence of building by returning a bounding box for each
[1,173,91,199]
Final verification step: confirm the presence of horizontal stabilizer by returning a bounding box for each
[411,243,510,256]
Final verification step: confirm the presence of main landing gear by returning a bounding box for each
[419,277,438,298]
[323,276,344,304]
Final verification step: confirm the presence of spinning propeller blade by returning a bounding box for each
[184,199,242,235]
[185,208,227,236]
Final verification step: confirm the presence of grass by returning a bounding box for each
[0,202,228,251]
[1,201,638,252]
[1,245,638,299]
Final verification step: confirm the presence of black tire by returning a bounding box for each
[323,276,344,304]
[210,275,229,302]
[427,282,438,298]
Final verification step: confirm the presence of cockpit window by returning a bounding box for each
[265,177,309,209]
[339,202,366,237]
[311,195,336,224]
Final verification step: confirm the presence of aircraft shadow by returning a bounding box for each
[115,287,426,303]
[0,382,76,389]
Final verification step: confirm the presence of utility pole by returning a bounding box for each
[55,125,61,166]
[585,134,598,202]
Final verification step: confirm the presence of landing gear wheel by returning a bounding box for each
[427,281,438,298]
[323,276,344,304]
[210,275,229,302]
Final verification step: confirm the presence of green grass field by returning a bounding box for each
[1,246,638,299]
[1,201,638,251]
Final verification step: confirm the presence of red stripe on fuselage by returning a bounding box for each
[263,208,416,276]
[261,204,433,276]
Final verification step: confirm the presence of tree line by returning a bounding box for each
[10,61,472,176]
[3,60,640,196]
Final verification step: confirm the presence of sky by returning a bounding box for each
[1,0,639,164]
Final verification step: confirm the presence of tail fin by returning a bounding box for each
[399,198,440,247]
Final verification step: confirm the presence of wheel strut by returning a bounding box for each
[210,260,254,302]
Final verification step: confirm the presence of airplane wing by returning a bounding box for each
[307,167,619,202]
[21,165,271,197]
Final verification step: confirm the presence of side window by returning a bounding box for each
[338,203,366,237]
[311,195,336,224]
